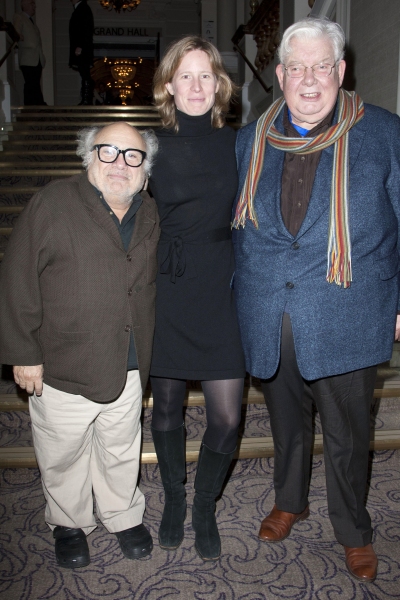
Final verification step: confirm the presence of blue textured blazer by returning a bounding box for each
[233,102,400,380]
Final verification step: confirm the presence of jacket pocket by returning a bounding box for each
[375,249,400,281]
[41,329,93,387]
[145,239,158,284]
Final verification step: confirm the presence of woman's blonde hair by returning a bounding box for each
[153,35,237,131]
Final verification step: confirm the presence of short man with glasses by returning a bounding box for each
[0,123,160,569]
[233,18,400,582]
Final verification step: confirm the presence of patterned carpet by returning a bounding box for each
[1,405,400,600]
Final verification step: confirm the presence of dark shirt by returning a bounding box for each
[97,188,143,370]
[280,106,335,237]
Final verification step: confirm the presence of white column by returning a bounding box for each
[239,33,257,123]
[335,0,350,39]
[36,0,54,104]
[236,0,250,25]
[5,0,16,20]
[202,0,217,46]
[217,0,238,78]
[217,0,236,52]
[294,0,312,22]
[1,2,21,118]
[397,36,400,117]
[0,31,12,122]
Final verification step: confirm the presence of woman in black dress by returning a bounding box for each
[150,36,245,561]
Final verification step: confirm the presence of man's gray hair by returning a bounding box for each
[278,17,345,65]
[76,124,158,177]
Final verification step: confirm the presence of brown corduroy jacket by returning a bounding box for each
[0,174,160,402]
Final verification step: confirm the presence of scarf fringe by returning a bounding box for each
[326,251,352,288]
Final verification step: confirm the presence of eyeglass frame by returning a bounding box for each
[282,62,339,79]
[91,144,147,167]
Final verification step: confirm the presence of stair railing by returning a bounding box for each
[232,25,273,97]
[232,0,280,98]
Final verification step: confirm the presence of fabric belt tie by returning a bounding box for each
[160,227,232,283]
[232,89,365,288]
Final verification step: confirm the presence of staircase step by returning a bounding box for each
[0,207,24,214]
[0,169,81,176]
[1,150,81,157]
[2,135,79,141]
[2,430,400,468]
[12,113,161,123]
[0,387,266,412]
[11,122,162,131]
[0,366,400,411]
[3,140,80,146]
[1,370,399,413]
[15,114,161,121]
[14,105,159,112]
[0,162,83,169]
[0,185,43,194]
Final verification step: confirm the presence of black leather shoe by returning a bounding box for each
[53,526,90,569]
[116,524,153,559]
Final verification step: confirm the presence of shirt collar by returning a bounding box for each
[284,104,336,138]
[92,184,143,225]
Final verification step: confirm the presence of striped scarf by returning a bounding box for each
[232,89,365,288]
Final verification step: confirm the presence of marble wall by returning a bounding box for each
[349,0,400,113]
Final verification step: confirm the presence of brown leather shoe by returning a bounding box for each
[258,504,310,542]
[344,544,378,582]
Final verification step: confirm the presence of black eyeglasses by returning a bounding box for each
[92,144,147,167]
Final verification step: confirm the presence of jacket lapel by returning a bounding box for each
[79,175,125,251]
[296,143,334,238]
[296,96,367,240]
[129,191,156,251]
[253,111,291,237]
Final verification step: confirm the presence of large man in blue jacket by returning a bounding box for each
[233,18,400,583]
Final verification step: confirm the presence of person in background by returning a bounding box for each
[69,0,94,105]
[13,0,46,105]
[0,123,159,569]
[149,36,245,562]
[93,81,113,105]
[233,17,400,583]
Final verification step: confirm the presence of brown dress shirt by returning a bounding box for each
[280,106,335,236]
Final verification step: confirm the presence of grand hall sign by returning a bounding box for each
[93,27,160,37]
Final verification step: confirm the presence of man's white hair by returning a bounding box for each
[76,124,158,177]
[278,17,345,65]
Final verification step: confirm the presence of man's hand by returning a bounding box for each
[75,47,82,56]
[13,365,44,396]
[395,314,400,341]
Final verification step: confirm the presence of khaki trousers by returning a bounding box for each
[30,370,145,535]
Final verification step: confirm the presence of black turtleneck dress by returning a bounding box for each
[149,110,245,380]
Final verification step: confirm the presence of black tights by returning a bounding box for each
[151,376,244,454]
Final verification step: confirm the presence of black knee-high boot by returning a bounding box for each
[192,443,235,561]
[151,424,187,549]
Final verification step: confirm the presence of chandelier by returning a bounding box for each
[98,0,140,13]
[107,58,141,105]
